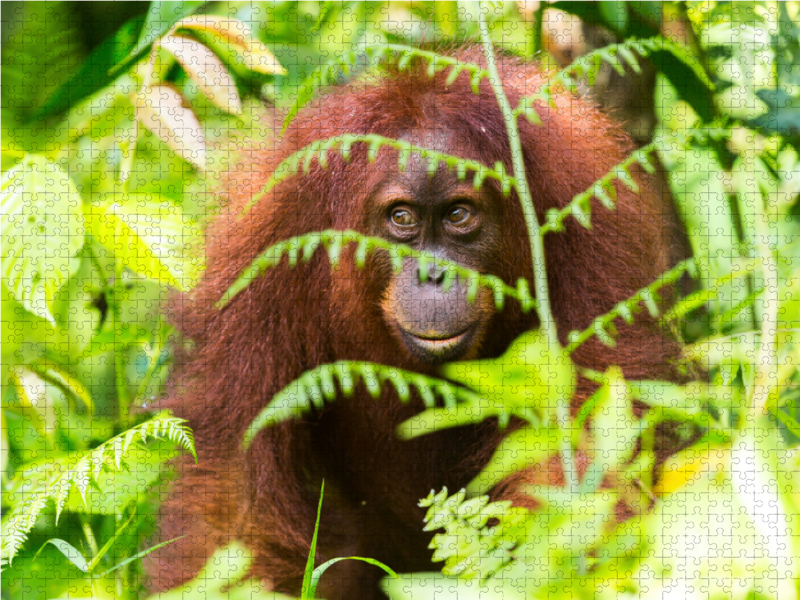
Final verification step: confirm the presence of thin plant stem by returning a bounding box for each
[475,2,577,493]
[474,5,556,344]
[532,1,545,54]
[749,178,778,422]
[113,263,131,426]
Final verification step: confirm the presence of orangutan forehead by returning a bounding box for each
[400,127,480,156]
[366,127,483,181]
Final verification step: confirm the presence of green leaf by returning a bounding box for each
[752,88,800,139]
[599,1,628,33]
[1,155,84,324]
[2,2,85,120]
[441,329,576,418]
[36,539,88,572]
[28,364,93,414]
[85,199,192,290]
[466,425,559,495]
[301,480,324,599]
[98,535,184,577]
[647,46,715,123]
[9,367,53,442]
[35,14,145,119]
[130,2,205,59]
[664,147,745,321]
[583,368,640,491]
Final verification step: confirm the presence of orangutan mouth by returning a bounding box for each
[398,326,475,363]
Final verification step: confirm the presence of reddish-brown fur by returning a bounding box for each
[147,48,682,597]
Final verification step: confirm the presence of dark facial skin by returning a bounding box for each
[365,131,501,365]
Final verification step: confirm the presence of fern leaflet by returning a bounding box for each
[515,38,712,124]
[244,134,518,212]
[282,44,490,132]
[420,487,527,580]
[218,229,536,313]
[542,143,658,234]
[1,414,195,566]
[242,361,481,449]
[565,258,699,352]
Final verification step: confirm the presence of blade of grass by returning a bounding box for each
[301,480,325,599]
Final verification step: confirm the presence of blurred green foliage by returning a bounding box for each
[2,2,800,599]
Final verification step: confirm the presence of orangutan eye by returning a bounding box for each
[446,205,472,225]
[390,208,417,227]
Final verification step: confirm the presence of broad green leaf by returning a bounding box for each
[1,2,84,120]
[0,283,69,381]
[466,425,559,495]
[37,539,88,572]
[583,368,639,490]
[130,1,205,58]
[29,364,93,414]
[664,146,746,325]
[85,200,191,290]
[441,329,576,416]
[1,156,84,324]
[0,407,7,478]
[159,34,242,114]
[174,16,286,75]
[174,16,254,49]
[9,366,55,442]
[599,1,628,33]
[36,13,145,119]
[136,85,207,170]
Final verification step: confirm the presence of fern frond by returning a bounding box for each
[244,134,518,212]
[542,143,658,234]
[661,258,761,325]
[0,414,195,567]
[515,38,711,124]
[565,259,698,353]
[218,229,536,313]
[282,44,490,132]
[419,487,527,580]
[553,123,733,234]
[242,361,481,449]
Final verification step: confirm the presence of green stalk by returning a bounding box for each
[531,1,545,55]
[475,3,577,493]
[475,5,556,344]
[749,184,778,423]
[112,262,131,426]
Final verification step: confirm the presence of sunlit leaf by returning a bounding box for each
[159,34,241,114]
[136,84,207,170]
[0,156,84,324]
